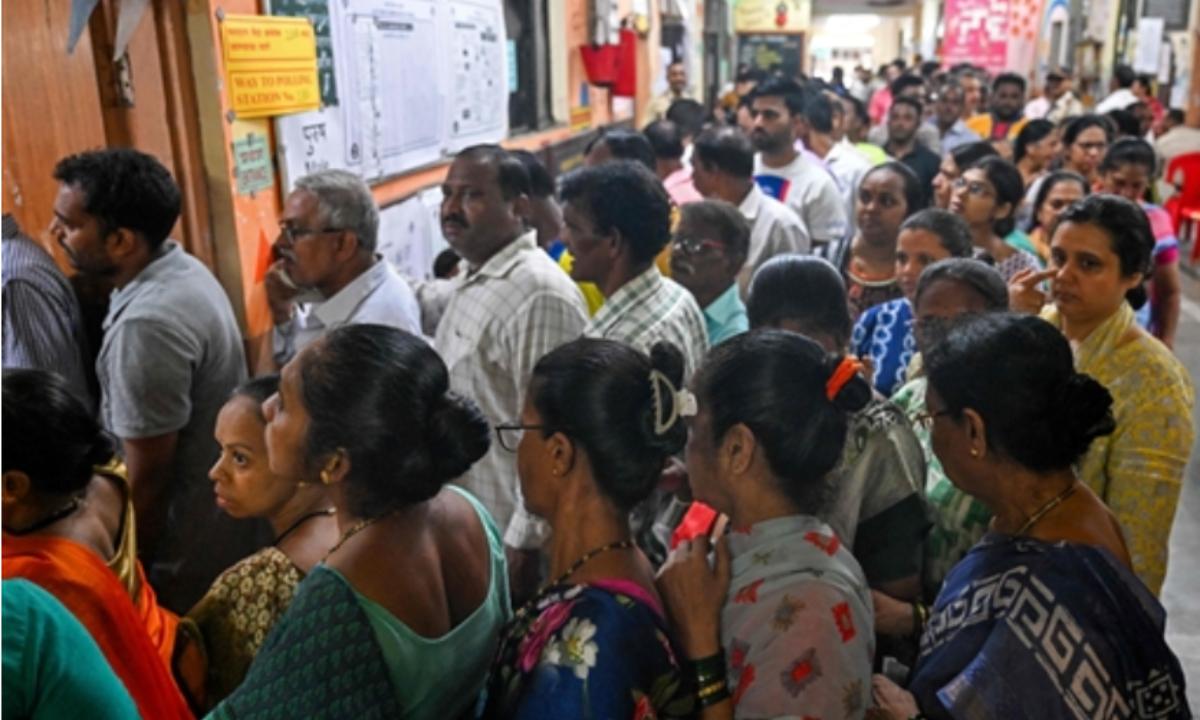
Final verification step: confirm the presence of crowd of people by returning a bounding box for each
[2,54,1197,719]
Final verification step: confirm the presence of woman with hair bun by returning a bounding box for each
[872,314,1190,719]
[657,329,875,719]
[1010,194,1194,595]
[482,339,694,718]
[2,368,197,719]
[210,324,506,719]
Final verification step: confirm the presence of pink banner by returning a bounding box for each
[942,0,1011,75]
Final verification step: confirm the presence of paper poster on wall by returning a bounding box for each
[232,132,274,195]
[271,0,338,106]
[271,0,507,189]
[1133,17,1165,74]
[942,0,1010,75]
[221,14,320,119]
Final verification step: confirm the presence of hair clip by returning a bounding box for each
[825,356,864,401]
[650,369,697,435]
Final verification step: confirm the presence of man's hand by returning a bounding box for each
[265,259,301,326]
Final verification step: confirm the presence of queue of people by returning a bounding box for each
[1,55,1196,720]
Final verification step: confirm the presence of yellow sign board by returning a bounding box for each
[734,0,811,34]
[220,14,320,119]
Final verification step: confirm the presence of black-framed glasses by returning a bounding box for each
[278,224,345,245]
[914,409,953,429]
[494,423,545,452]
[672,236,726,257]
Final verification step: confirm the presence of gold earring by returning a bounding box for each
[320,469,333,485]
[970,448,979,457]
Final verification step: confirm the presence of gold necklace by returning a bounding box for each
[323,508,396,559]
[511,539,635,623]
[1015,482,1078,536]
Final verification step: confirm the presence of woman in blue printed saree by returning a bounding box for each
[872,314,1190,720]
[208,325,509,719]
[481,339,695,719]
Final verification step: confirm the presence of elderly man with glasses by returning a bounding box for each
[268,169,421,367]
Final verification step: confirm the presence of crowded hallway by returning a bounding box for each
[4,2,1200,718]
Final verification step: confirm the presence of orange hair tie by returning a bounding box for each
[825,357,864,401]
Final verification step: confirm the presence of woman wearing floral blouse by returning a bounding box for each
[657,330,875,719]
[481,339,695,719]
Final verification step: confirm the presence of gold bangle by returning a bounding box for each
[698,679,728,699]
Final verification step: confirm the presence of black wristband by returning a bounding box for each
[687,649,727,687]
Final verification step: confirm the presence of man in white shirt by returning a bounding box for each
[430,145,589,595]
[748,76,848,255]
[1095,64,1139,114]
[799,92,872,239]
[267,170,421,367]
[691,126,810,295]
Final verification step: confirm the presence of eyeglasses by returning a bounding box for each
[914,409,953,429]
[672,236,726,256]
[494,423,545,452]
[951,178,993,197]
[278,224,345,245]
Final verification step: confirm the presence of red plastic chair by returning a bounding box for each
[1162,152,1200,265]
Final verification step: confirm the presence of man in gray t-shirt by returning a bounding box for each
[51,149,266,611]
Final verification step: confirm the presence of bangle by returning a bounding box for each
[697,678,730,708]
[687,649,727,687]
[910,601,929,637]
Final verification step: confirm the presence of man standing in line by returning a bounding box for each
[430,145,588,596]
[1095,64,1139,114]
[929,82,982,153]
[648,61,696,120]
[801,92,873,238]
[886,97,942,206]
[50,148,258,612]
[965,73,1031,141]
[266,169,421,367]
[748,76,848,255]
[691,126,810,295]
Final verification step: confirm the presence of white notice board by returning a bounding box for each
[271,0,508,189]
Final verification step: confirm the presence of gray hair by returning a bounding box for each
[293,169,379,253]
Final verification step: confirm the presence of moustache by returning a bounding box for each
[442,214,469,229]
[271,244,296,262]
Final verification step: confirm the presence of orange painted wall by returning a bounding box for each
[187,0,669,356]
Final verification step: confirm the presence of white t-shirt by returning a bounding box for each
[754,153,849,247]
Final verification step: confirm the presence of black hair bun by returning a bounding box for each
[84,432,117,469]
[1055,373,1115,458]
[821,354,872,414]
[426,392,491,483]
[642,342,688,457]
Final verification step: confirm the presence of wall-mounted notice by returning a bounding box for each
[232,132,274,195]
[271,0,508,189]
[271,0,339,106]
[221,14,320,118]
[942,0,1010,75]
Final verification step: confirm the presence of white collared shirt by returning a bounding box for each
[273,257,422,365]
[825,139,873,239]
[431,231,588,548]
[736,183,811,294]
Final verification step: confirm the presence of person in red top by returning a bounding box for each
[3,369,196,718]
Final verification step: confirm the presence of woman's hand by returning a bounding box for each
[871,590,915,638]
[871,674,921,719]
[655,533,731,659]
[1008,268,1056,315]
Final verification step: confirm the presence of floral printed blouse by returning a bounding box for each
[481,579,695,719]
[722,515,874,719]
[1042,301,1195,595]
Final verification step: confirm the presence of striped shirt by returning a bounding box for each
[432,232,588,549]
[1,215,93,409]
[585,266,708,381]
